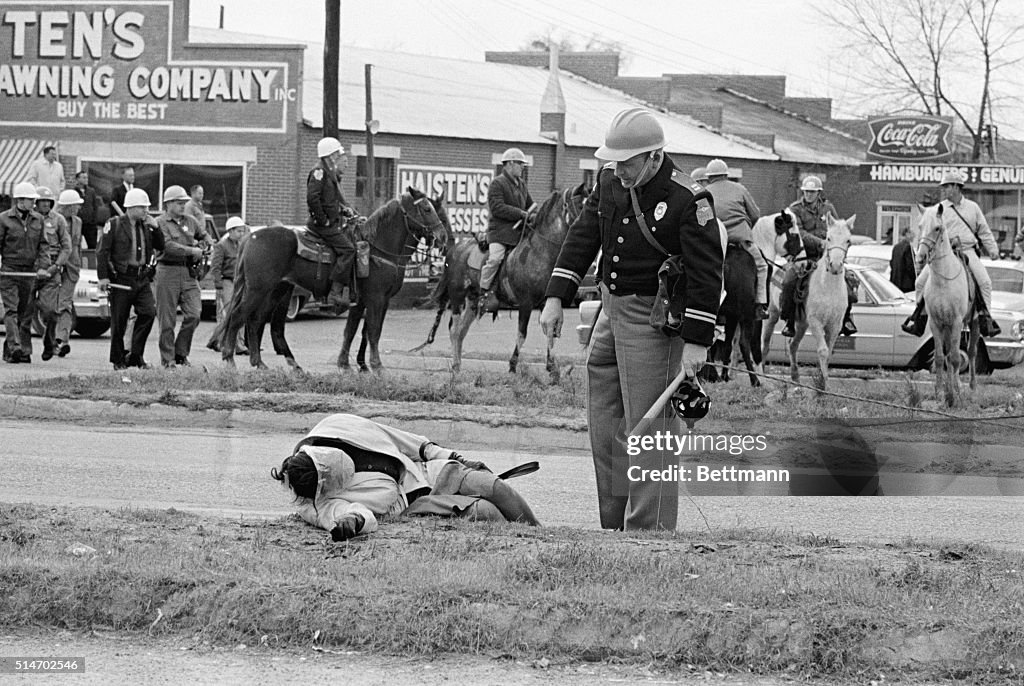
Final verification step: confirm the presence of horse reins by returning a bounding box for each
[920,222,965,281]
[365,195,442,267]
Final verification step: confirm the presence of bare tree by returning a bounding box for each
[819,0,1024,161]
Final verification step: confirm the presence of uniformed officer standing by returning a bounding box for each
[307,136,358,312]
[34,187,72,361]
[155,184,212,367]
[704,158,769,319]
[52,189,85,358]
[0,182,51,363]
[540,108,725,531]
[97,188,165,369]
[479,147,536,313]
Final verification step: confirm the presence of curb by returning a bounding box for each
[0,394,592,455]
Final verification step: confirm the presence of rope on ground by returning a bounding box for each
[716,362,1024,431]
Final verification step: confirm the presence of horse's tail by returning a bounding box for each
[215,242,250,350]
[408,254,451,352]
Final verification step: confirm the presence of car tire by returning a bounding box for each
[73,315,110,339]
[286,294,307,322]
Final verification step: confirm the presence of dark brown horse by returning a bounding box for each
[216,187,445,370]
[412,183,586,377]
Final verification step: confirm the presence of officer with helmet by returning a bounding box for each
[1,182,51,363]
[34,186,72,361]
[97,188,166,369]
[479,147,536,313]
[704,159,769,319]
[780,175,857,337]
[540,107,724,531]
[155,184,213,367]
[307,136,359,312]
[52,189,85,358]
[690,166,709,188]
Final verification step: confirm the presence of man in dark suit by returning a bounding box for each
[890,227,917,293]
[73,171,107,249]
[109,166,135,218]
[97,187,165,369]
[479,148,536,313]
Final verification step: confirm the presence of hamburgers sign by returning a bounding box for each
[866,116,954,162]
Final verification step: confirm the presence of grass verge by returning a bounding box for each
[1,504,1022,683]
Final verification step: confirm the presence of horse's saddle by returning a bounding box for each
[294,227,337,265]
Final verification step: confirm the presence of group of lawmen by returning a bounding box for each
[0,179,249,368]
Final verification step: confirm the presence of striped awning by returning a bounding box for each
[0,139,51,196]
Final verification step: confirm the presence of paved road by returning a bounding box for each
[2,420,1022,549]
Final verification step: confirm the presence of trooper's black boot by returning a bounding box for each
[480,289,500,313]
[327,280,349,314]
[781,320,795,337]
[755,303,769,321]
[979,312,1002,338]
[902,300,928,337]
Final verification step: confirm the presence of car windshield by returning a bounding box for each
[988,266,1024,294]
[857,268,910,302]
[848,256,889,273]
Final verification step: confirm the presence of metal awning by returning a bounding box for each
[0,139,50,196]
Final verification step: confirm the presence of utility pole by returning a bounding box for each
[364,64,376,212]
[323,0,340,138]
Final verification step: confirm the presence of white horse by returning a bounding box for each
[752,209,805,361]
[918,205,979,406]
[788,214,853,391]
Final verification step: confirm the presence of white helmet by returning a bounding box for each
[595,108,666,161]
[800,176,823,192]
[225,216,247,231]
[57,189,83,206]
[500,147,529,165]
[34,187,56,204]
[690,166,708,183]
[162,185,189,203]
[124,188,151,208]
[705,159,729,177]
[12,182,39,199]
[317,137,343,158]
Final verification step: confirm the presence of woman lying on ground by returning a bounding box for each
[271,413,540,541]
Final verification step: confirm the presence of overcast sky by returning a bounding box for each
[190,0,1024,139]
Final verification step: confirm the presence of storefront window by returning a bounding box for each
[82,160,243,232]
[876,203,913,244]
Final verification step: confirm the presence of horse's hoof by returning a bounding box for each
[257,362,269,370]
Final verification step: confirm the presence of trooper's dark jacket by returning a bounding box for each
[545,156,724,345]
[97,214,166,280]
[306,161,355,235]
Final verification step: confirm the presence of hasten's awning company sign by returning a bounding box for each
[397,164,493,235]
[866,116,954,162]
[860,163,1024,187]
[0,1,298,132]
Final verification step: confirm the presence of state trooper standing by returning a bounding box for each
[155,184,213,367]
[97,188,166,369]
[307,136,358,312]
[540,108,725,531]
[0,182,51,363]
[34,186,72,361]
[52,189,85,358]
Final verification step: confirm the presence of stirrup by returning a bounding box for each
[781,322,794,337]
[979,313,1002,338]
[840,318,857,336]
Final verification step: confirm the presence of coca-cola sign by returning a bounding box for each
[866,116,954,161]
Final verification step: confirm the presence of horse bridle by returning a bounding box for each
[366,194,443,266]
[562,186,584,227]
[920,220,965,281]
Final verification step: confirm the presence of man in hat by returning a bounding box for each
[33,187,71,361]
[206,216,249,355]
[704,158,769,319]
[0,183,51,363]
[902,170,1002,337]
[691,166,709,189]
[97,188,165,369]
[154,184,213,367]
[479,147,537,313]
[540,107,724,531]
[51,189,85,358]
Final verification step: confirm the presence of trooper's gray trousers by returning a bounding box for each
[586,283,684,531]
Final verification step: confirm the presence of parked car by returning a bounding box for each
[572,260,599,306]
[576,264,1024,372]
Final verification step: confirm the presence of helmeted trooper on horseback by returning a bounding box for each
[306,136,361,313]
[778,176,858,338]
[901,170,1002,338]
